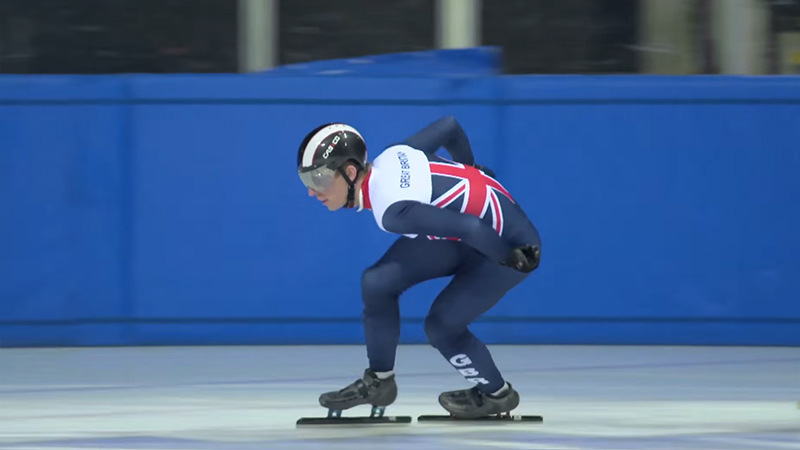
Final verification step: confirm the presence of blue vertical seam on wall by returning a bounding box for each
[118,78,134,344]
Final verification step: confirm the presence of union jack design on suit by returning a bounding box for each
[427,161,515,240]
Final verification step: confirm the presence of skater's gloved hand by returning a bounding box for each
[473,163,496,179]
[502,245,540,273]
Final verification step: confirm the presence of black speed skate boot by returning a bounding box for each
[319,369,397,418]
[438,383,520,419]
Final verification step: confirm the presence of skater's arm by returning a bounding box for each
[400,116,475,166]
[381,200,512,263]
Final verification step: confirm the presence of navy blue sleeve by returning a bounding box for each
[381,200,512,263]
[400,116,475,166]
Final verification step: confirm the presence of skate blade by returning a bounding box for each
[417,414,543,423]
[296,416,412,426]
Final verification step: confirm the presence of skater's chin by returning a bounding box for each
[324,200,344,211]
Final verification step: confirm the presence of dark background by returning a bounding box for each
[0,0,644,74]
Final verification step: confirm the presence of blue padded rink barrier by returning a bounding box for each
[2,47,800,449]
[1,345,800,449]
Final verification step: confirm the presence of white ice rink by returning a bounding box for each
[1,345,799,450]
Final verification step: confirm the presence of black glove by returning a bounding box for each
[502,245,540,273]
[473,163,496,179]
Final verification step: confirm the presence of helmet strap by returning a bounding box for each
[338,165,358,209]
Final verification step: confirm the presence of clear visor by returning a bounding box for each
[299,165,337,193]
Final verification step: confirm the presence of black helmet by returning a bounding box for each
[297,123,367,208]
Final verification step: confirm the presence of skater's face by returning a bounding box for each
[306,164,359,211]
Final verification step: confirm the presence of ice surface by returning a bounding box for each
[1,345,798,449]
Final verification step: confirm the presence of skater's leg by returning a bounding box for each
[362,236,463,372]
[424,250,533,417]
[318,237,463,412]
[425,251,529,392]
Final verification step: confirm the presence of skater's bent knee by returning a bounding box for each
[361,263,405,305]
[424,314,466,349]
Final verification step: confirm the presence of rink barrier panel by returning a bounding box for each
[2,74,799,347]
